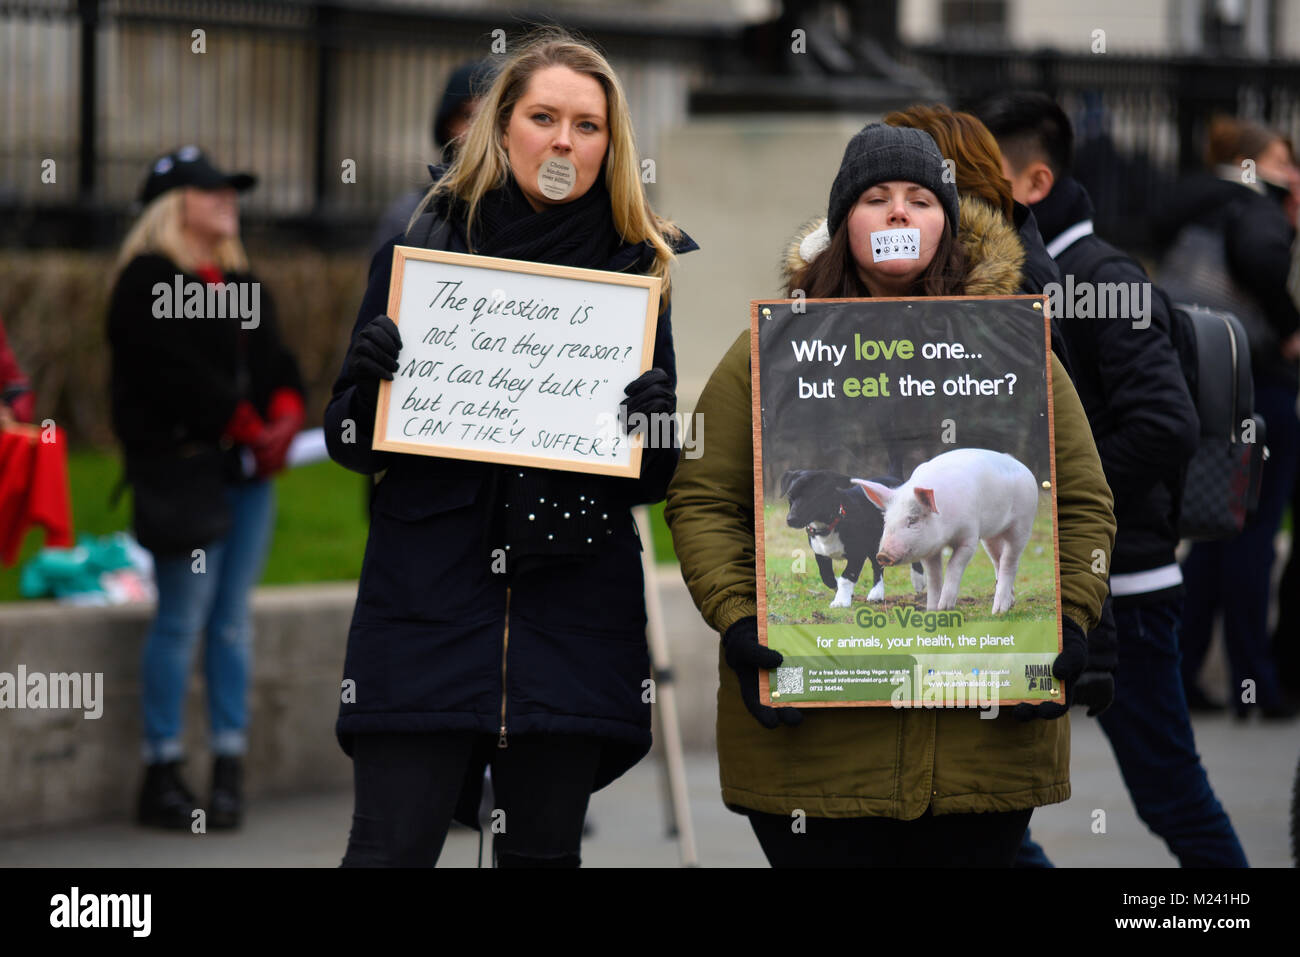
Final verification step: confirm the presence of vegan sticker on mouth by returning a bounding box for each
[870,228,920,262]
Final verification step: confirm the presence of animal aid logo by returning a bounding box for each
[1024,663,1055,692]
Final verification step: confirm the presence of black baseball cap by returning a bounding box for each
[139,145,256,205]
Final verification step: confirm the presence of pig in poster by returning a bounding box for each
[751,296,1063,709]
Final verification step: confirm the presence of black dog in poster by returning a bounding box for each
[781,468,925,609]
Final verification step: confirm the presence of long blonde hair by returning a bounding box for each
[412,28,682,307]
[112,188,250,283]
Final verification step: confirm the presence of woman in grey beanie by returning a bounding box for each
[804,123,966,298]
[666,119,1116,867]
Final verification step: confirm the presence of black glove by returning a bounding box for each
[1072,671,1115,718]
[722,617,804,729]
[620,368,675,435]
[1013,616,1088,721]
[346,315,402,411]
[1072,598,1118,717]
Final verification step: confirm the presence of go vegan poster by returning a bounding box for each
[750,296,1065,709]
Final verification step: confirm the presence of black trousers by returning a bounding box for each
[340,731,602,868]
[747,806,1033,867]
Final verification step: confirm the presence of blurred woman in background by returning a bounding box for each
[107,146,305,829]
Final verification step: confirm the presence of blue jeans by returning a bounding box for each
[141,480,275,763]
[1181,379,1300,710]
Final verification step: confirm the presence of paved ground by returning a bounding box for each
[1,709,1294,867]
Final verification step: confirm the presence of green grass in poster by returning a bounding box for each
[761,489,1058,625]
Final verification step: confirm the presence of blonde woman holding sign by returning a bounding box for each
[325,29,696,867]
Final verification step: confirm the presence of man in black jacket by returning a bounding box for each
[977,92,1248,867]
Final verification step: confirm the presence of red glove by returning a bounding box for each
[223,400,266,446]
[266,388,305,427]
[252,388,304,478]
[252,418,297,477]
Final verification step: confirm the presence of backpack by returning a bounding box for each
[1169,303,1267,540]
[1063,240,1266,541]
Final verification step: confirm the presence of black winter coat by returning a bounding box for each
[107,253,303,454]
[1153,172,1300,389]
[1033,176,1199,583]
[325,209,698,813]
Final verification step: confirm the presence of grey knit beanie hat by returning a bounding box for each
[827,123,960,238]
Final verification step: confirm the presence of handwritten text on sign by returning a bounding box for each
[373,246,661,477]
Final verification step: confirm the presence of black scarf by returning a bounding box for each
[445,171,623,268]
[439,173,635,564]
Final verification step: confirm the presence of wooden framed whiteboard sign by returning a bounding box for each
[373,245,662,477]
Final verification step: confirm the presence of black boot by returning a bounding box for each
[137,760,197,830]
[209,755,243,830]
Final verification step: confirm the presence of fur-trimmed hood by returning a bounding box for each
[780,194,1026,296]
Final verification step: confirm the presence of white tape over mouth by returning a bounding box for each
[537,156,576,200]
[870,228,921,262]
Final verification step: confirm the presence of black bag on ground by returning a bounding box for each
[124,444,233,556]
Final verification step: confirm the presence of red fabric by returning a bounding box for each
[0,432,32,560]
[266,387,305,426]
[8,392,34,423]
[222,399,266,446]
[0,425,73,566]
[0,318,27,388]
[195,262,224,286]
[0,316,34,423]
[252,418,298,477]
[255,389,305,475]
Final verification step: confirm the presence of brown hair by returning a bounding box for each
[884,104,1015,222]
[788,217,966,299]
[1205,115,1284,168]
